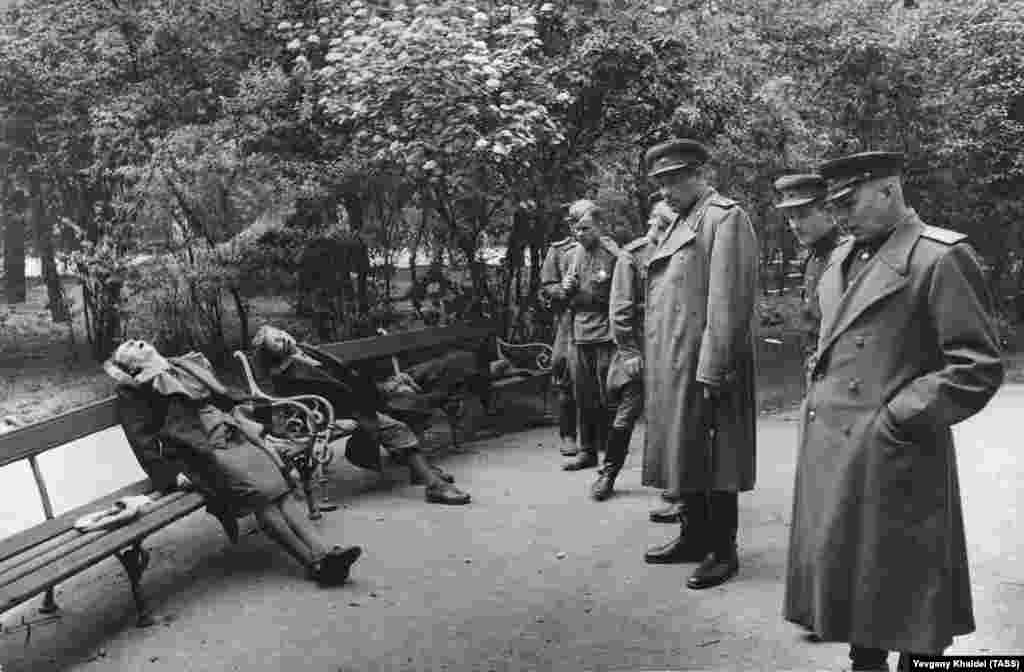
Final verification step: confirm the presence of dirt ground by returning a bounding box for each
[0,386,1020,672]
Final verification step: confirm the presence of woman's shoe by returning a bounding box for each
[310,546,363,586]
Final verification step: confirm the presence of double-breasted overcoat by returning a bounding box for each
[783,213,1004,653]
[642,188,759,493]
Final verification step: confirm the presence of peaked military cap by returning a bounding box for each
[773,173,827,210]
[818,151,905,204]
[644,139,710,178]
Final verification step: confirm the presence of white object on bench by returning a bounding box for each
[73,495,155,533]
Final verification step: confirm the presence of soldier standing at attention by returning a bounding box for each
[639,139,759,590]
[783,152,1004,671]
[540,216,580,457]
[561,200,621,471]
[772,173,844,367]
[589,201,673,500]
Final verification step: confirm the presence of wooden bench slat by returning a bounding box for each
[0,480,153,565]
[0,397,119,468]
[0,492,207,613]
[320,324,496,363]
[0,490,188,587]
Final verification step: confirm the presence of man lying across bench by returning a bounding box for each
[105,339,363,586]
[251,326,472,506]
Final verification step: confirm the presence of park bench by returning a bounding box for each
[318,323,555,440]
[232,323,555,515]
[0,392,329,629]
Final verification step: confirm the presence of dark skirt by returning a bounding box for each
[208,434,291,517]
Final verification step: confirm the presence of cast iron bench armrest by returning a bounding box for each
[496,338,554,373]
[232,351,336,433]
[233,351,348,520]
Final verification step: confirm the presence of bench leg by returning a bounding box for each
[446,412,461,450]
[301,467,321,521]
[39,588,59,614]
[317,464,338,513]
[115,542,154,627]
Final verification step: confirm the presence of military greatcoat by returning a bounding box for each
[642,189,759,493]
[784,212,1004,653]
[607,234,653,396]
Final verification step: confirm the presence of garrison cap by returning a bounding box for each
[818,151,905,204]
[566,199,603,222]
[773,173,827,210]
[644,139,710,179]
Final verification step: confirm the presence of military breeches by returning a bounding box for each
[609,379,643,431]
[571,341,616,454]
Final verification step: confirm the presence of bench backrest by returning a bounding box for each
[0,397,120,470]
[0,397,128,542]
[320,324,498,364]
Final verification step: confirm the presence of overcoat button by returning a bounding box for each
[808,410,816,420]
[843,426,852,436]
[848,379,861,393]
[855,336,866,348]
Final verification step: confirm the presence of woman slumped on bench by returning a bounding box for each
[104,340,362,587]
[251,325,471,505]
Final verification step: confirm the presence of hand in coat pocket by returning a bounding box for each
[876,407,915,446]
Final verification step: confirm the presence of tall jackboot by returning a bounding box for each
[558,393,579,456]
[687,490,739,589]
[590,426,631,501]
[644,494,707,564]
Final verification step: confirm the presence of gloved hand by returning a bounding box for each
[623,355,642,379]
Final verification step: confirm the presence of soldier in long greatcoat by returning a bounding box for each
[639,139,759,590]
[783,152,1004,672]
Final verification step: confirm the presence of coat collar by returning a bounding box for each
[648,188,717,266]
[814,212,923,362]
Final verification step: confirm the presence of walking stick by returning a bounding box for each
[703,386,719,532]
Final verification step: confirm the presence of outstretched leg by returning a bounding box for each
[278,495,331,560]
[255,503,315,567]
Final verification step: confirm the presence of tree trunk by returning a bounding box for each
[3,184,27,304]
[342,194,372,314]
[229,286,250,348]
[32,181,70,322]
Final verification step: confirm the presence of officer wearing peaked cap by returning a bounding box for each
[772,173,845,370]
[784,150,1004,671]
[639,139,759,592]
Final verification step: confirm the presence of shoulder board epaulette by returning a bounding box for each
[624,236,650,252]
[707,194,738,209]
[599,236,621,254]
[920,225,967,246]
[551,237,574,248]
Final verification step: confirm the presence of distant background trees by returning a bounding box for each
[1,0,1021,359]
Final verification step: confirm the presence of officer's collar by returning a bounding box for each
[809,227,841,257]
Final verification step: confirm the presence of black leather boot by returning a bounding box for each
[563,450,598,471]
[848,645,890,671]
[687,491,739,589]
[644,495,706,563]
[650,499,686,523]
[590,426,631,501]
